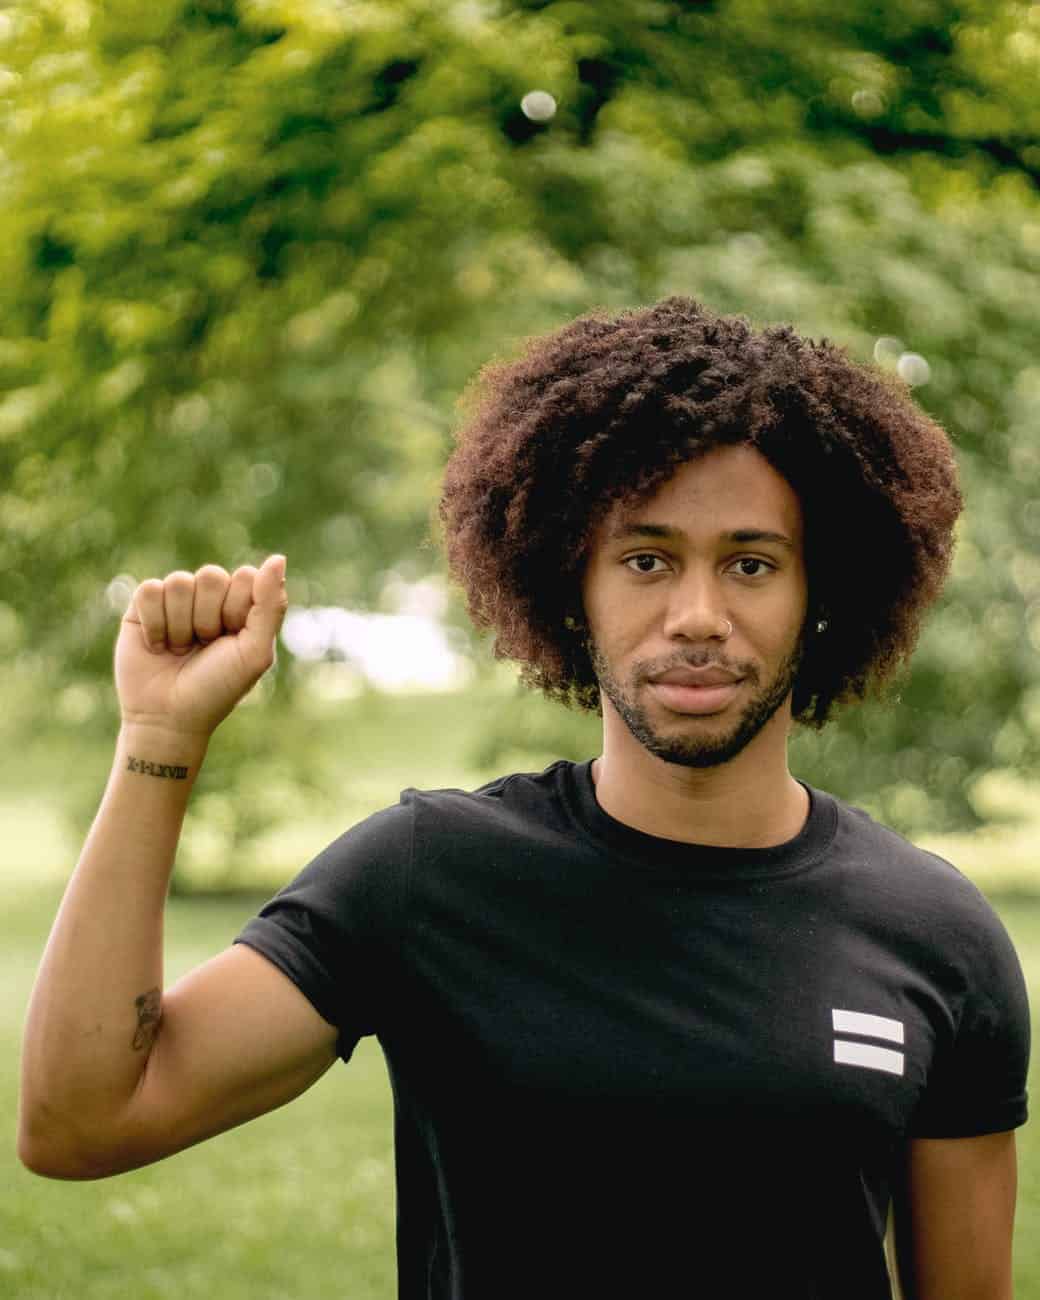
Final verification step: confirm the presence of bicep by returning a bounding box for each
[109,945,339,1174]
[893,1132,1018,1300]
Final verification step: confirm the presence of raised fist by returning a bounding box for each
[115,556,288,737]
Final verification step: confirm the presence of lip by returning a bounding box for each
[647,678,743,715]
[650,665,742,687]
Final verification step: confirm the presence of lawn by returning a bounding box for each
[4,881,1040,1298]
[3,884,396,1300]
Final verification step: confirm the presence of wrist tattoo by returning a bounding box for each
[126,755,189,780]
[132,987,162,1051]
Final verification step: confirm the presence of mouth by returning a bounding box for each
[647,679,743,715]
[651,665,743,687]
[645,666,746,716]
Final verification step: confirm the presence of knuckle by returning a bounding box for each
[164,570,195,593]
[196,564,230,588]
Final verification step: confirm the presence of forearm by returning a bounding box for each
[19,723,208,1175]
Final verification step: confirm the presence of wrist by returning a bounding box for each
[117,722,211,769]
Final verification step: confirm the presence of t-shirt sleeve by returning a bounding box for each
[909,896,1030,1138]
[234,800,412,1061]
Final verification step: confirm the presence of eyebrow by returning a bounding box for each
[608,523,796,550]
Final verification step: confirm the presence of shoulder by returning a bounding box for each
[295,761,579,892]
[827,790,988,900]
[820,789,1022,973]
[400,760,578,838]
[278,761,576,883]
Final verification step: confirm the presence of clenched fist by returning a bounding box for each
[116,556,288,738]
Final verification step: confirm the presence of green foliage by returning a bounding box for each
[2,0,1039,831]
[2,885,1040,1295]
[3,886,397,1299]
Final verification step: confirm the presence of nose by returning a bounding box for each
[661,569,732,643]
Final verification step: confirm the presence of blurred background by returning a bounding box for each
[3,1,1040,1295]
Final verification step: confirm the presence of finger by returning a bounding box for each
[163,571,196,655]
[222,566,257,634]
[127,579,166,651]
[192,565,231,642]
[240,555,289,670]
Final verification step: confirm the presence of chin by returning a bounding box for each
[643,735,758,770]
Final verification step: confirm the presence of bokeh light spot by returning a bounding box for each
[873,336,904,367]
[106,574,138,614]
[897,352,931,386]
[851,89,885,117]
[520,90,556,122]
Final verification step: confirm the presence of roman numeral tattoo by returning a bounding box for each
[126,755,189,780]
[132,987,162,1051]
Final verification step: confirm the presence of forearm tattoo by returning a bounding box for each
[132,987,162,1051]
[126,755,189,780]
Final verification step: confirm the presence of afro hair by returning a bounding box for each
[440,297,961,726]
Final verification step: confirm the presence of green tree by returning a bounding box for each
[2,0,1038,841]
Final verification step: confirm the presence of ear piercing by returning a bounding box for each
[816,618,828,633]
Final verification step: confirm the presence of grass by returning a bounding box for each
[3,886,395,1300]
[4,883,1040,1297]
[1004,901,1040,1297]
[4,691,1040,1296]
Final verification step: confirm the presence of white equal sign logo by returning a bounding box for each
[832,1009,905,1076]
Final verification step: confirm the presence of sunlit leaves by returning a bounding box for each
[2,0,1039,831]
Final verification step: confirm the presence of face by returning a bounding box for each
[580,444,809,769]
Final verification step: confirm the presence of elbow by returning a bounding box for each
[18,1133,95,1181]
[18,1127,97,1181]
[17,1106,125,1181]
[18,1137,132,1181]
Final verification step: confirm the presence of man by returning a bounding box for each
[20,299,1029,1298]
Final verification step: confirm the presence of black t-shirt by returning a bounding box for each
[236,762,1030,1299]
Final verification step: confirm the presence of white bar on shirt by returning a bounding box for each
[834,1039,905,1076]
[832,1009,904,1044]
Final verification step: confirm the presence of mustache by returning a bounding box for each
[633,652,758,685]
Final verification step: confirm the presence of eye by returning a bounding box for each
[730,557,774,578]
[624,553,668,575]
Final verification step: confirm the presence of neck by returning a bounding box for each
[591,703,808,848]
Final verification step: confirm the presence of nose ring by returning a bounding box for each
[719,619,733,640]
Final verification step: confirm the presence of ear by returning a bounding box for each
[809,601,829,635]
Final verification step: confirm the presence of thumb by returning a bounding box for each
[241,554,288,665]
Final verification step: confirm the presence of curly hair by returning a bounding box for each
[439,297,961,726]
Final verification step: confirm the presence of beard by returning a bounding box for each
[589,636,804,769]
